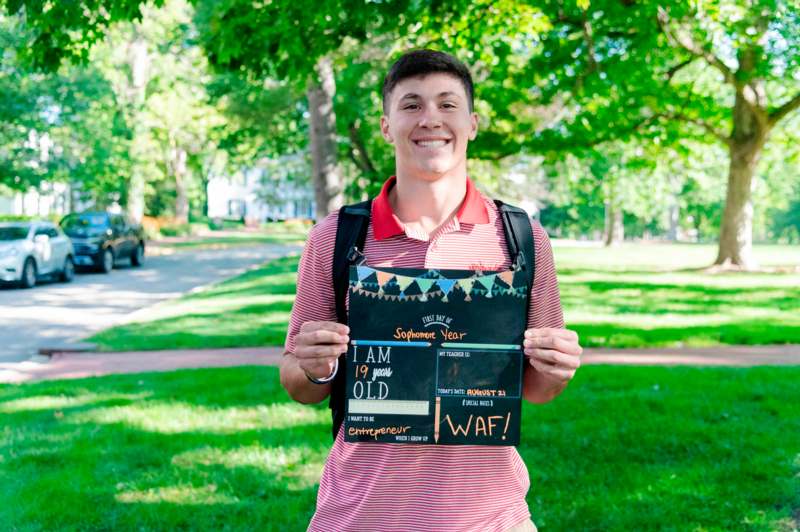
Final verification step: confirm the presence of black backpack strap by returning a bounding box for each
[330,199,372,440]
[494,200,535,306]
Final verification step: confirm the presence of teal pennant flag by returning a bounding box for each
[416,278,434,293]
[475,274,496,291]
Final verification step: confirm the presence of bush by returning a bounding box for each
[0,214,34,222]
[159,223,193,237]
[140,216,163,241]
[207,217,245,231]
[141,215,199,238]
[0,214,62,223]
[260,218,313,232]
[282,218,314,231]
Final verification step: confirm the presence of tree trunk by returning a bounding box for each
[172,145,189,224]
[307,56,343,221]
[603,200,624,246]
[714,54,769,269]
[125,32,149,222]
[666,172,680,241]
[667,198,679,241]
[715,139,764,268]
[200,171,210,218]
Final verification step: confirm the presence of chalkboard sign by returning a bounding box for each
[344,265,527,446]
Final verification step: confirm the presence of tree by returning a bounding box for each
[539,139,672,244]
[3,0,550,218]
[192,0,421,219]
[0,0,164,70]
[138,0,225,223]
[192,0,545,216]
[0,13,133,205]
[525,0,800,268]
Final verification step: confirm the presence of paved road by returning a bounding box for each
[0,244,299,363]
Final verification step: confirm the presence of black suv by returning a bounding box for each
[60,212,146,273]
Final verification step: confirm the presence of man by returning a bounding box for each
[281,49,582,532]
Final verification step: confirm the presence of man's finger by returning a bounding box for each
[530,359,575,381]
[525,350,557,366]
[300,321,350,335]
[525,348,581,369]
[525,328,579,342]
[297,329,349,346]
[523,336,582,356]
[295,344,349,359]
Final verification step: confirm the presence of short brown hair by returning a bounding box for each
[382,49,474,114]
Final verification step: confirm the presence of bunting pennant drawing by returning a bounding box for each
[348,267,524,303]
[437,278,456,297]
[416,278,435,294]
[396,275,415,291]
[376,271,394,288]
[475,274,496,292]
[357,266,373,282]
[458,277,476,296]
[498,270,515,287]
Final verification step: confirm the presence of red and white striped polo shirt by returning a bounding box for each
[285,176,564,532]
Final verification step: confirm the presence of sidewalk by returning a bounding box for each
[0,348,283,384]
[1,344,799,385]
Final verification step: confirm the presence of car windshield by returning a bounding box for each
[61,214,109,231]
[0,226,30,241]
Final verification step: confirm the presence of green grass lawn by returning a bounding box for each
[87,242,800,351]
[1,365,797,530]
[152,223,309,253]
[88,255,299,351]
[554,243,800,347]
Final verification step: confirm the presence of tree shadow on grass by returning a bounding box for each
[559,279,800,317]
[520,366,800,531]
[189,255,300,300]
[559,265,800,277]
[4,366,799,530]
[562,279,800,297]
[89,299,296,351]
[571,320,800,347]
[1,367,327,531]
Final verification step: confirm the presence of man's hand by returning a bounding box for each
[523,328,582,384]
[294,321,350,380]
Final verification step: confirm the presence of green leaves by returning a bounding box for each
[1,0,164,70]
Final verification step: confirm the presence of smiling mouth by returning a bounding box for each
[413,139,451,148]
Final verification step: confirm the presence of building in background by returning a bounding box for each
[2,163,315,224]
[0,182,71,218]
[207,166,315,224]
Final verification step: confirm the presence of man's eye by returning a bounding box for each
[402,104,419,110]
[442,102,457,109]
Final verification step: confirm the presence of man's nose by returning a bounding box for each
[418,106,443,128]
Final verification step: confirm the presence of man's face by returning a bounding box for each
[381,73,478,181]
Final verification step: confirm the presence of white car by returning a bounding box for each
[0,221,75,288]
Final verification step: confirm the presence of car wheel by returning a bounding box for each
[99,248,114,273]
[131,242,145,266]
[20,258,36,289]
[60,256,75,282]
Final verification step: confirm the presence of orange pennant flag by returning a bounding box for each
[499,271,514,287]
[376,271,394,288]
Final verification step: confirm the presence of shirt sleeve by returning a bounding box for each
[284,213,339,354]
[527,221,565,330]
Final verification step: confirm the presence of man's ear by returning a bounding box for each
[380,115,394,143]
[469,112,478,141]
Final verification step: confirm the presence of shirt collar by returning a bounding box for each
[371,175,490,240]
